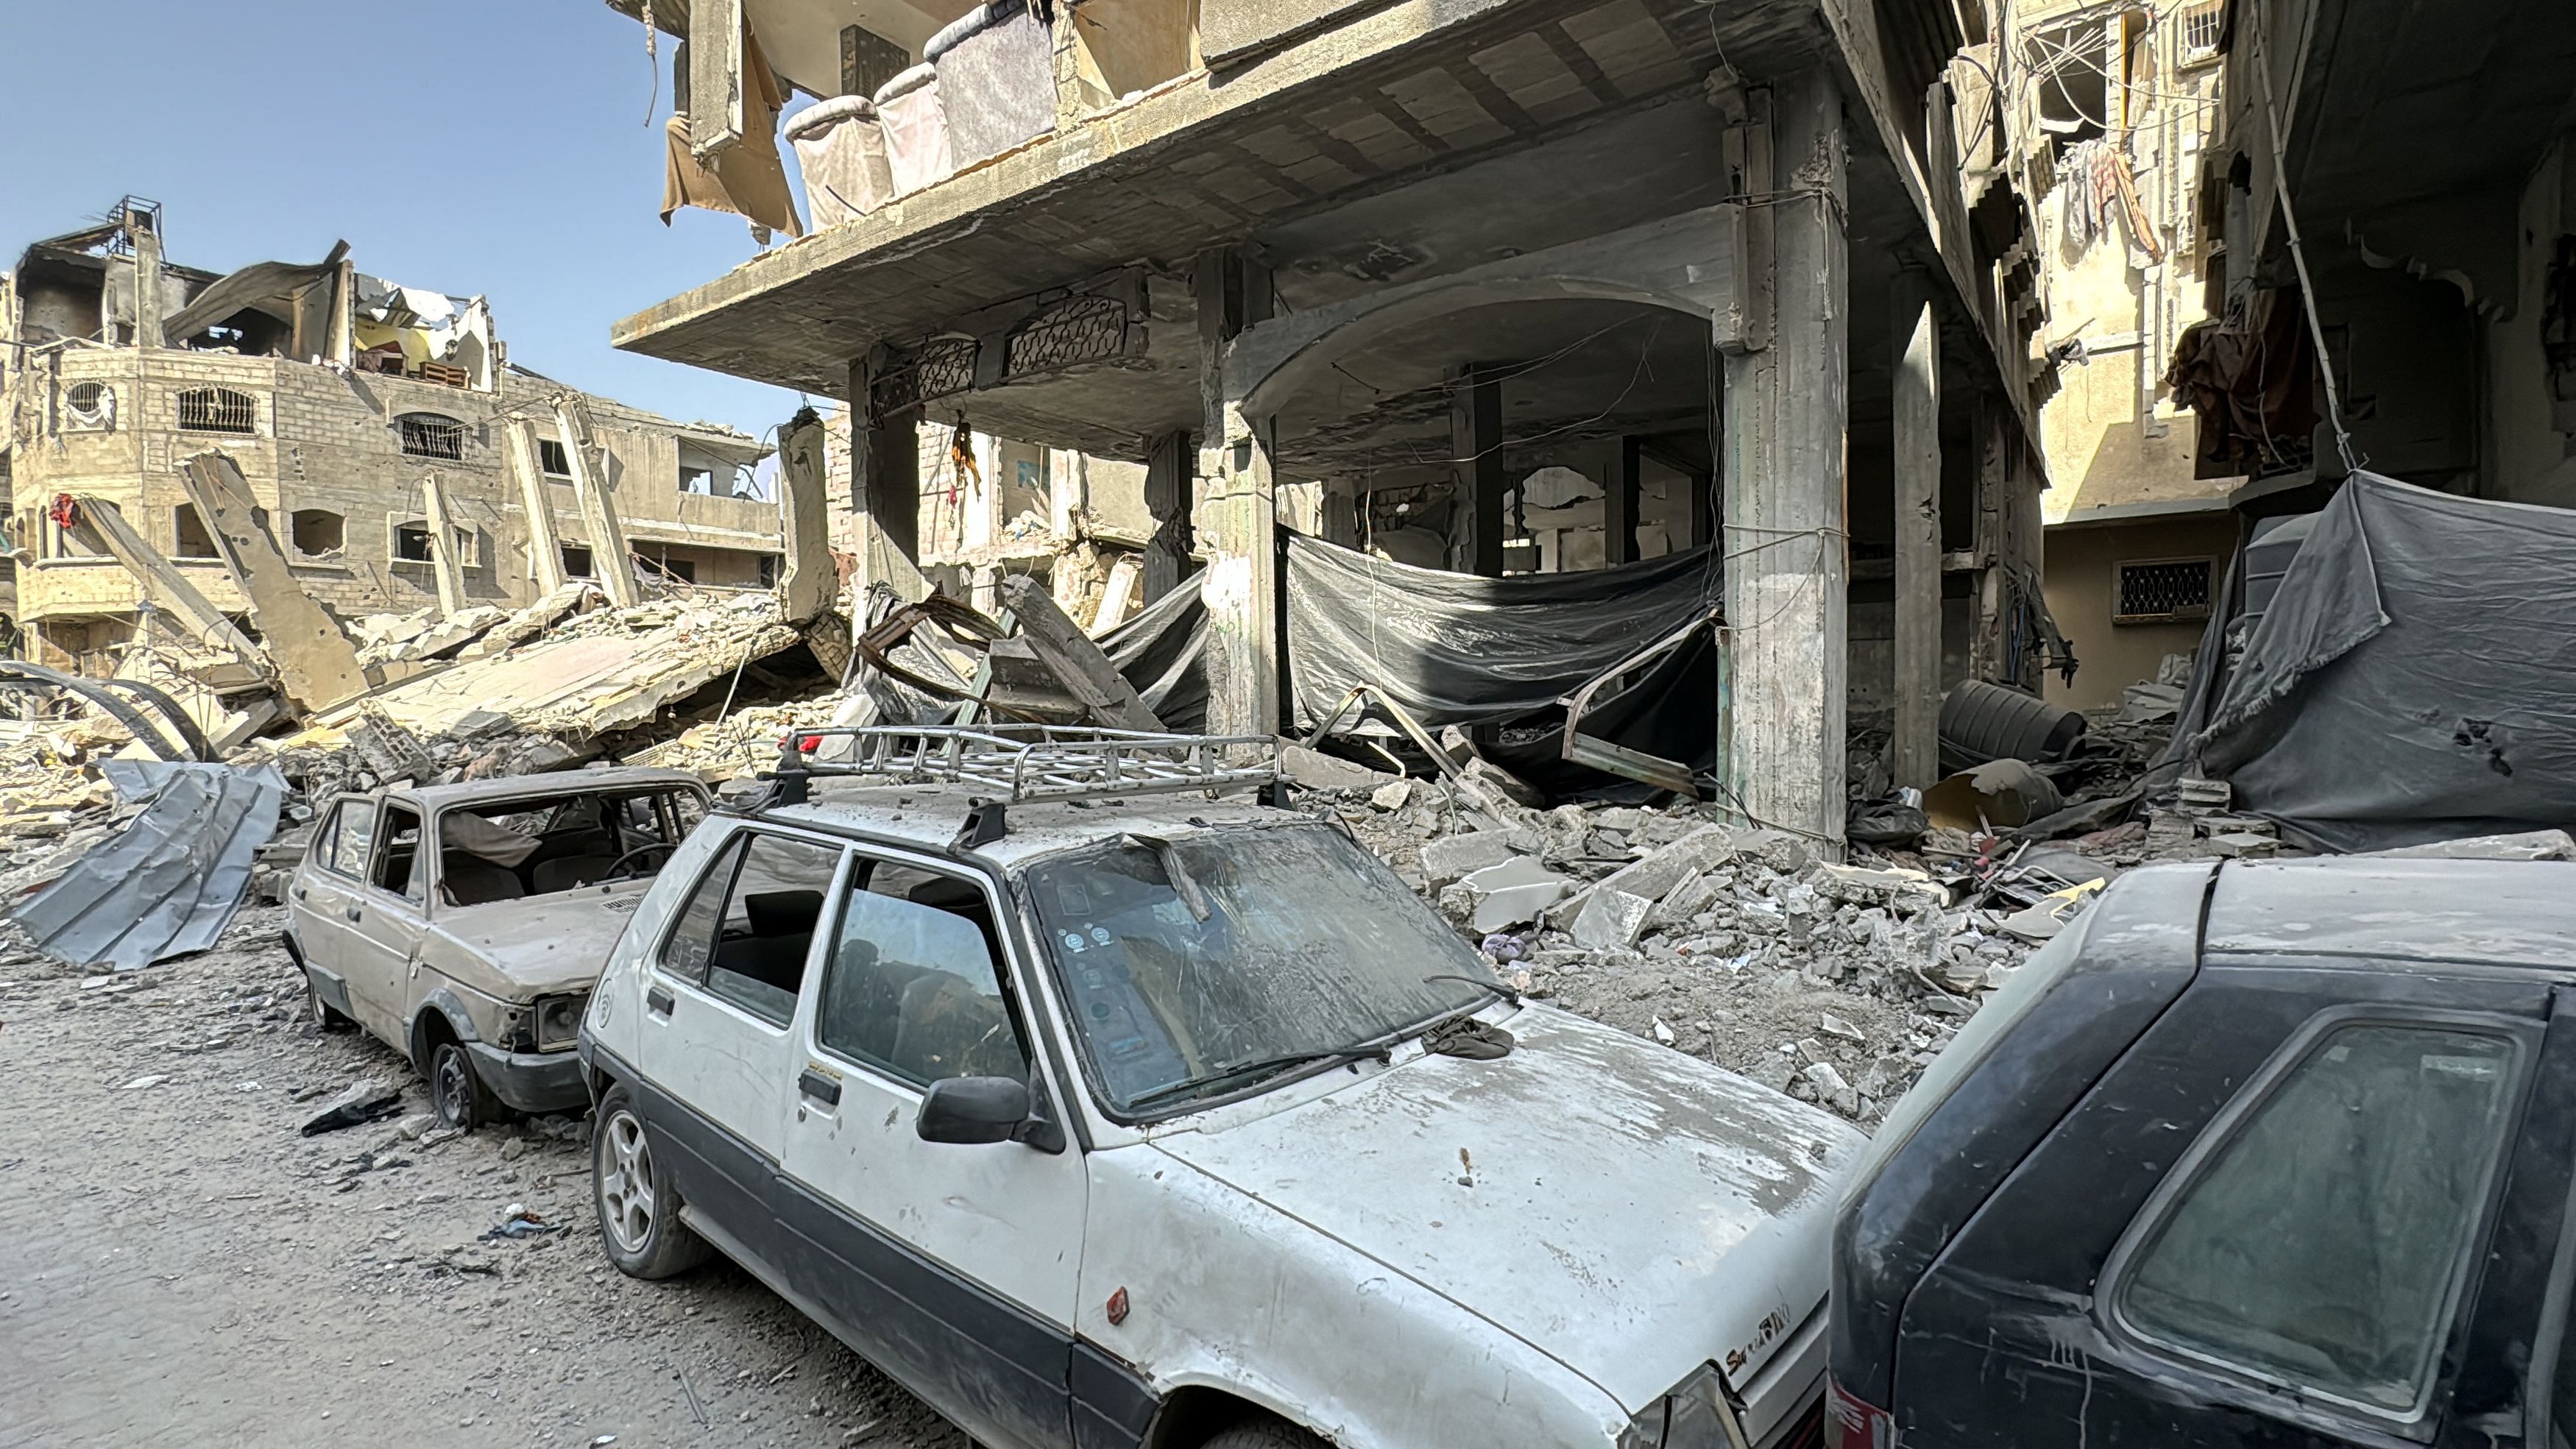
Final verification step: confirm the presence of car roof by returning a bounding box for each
[2203,857,2576,972]
[377,767,709,810]
[743,778,1296,868]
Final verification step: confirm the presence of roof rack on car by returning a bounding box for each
[759,726,1283,847]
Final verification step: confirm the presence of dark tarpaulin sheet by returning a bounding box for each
[1284,533,1718,728]
[1098,574,1209,732]
[2182,472,2576,851]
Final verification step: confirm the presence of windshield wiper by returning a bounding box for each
[1423,971,1522,1007]
[1125,1043,1393,1113]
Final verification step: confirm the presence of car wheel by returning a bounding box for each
[305,974,354,1032]
[592,1085,711,1280]
[428,1039,503,1130]
[1199,1421,1329,1449]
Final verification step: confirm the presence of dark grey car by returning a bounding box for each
[1830,857,2576,1449]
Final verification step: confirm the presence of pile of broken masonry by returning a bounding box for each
[1312,776,2066,1127]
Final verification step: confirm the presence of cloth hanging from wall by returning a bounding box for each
[2167,288,2319,481]
[662,18,805,238]
[2174,472,2576,851]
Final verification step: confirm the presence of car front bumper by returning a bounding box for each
[464,1041,588,1115]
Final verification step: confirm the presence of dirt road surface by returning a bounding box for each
[0,903,966,1449]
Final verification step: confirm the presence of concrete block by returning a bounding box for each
[1277,743,1395,793]
[1570,888,1655,952]
[1419,830,1521,885]
[1457,857,1571,932]
[1594,824,1742,904]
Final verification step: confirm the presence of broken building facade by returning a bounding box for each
[0,201,785,676]
[608,0,2064,845]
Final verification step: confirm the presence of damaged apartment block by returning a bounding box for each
[0,198,791,731]
[608,0,2059,844]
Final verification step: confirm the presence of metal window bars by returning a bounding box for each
[764,726,1278,809]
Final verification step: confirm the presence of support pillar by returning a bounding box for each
[1141,429,1192,600]
[549,394,643,609]
[1720,68,1849,847]
[127,205,164,349]
[1890,271,1941,789]
[420,472,467,617]
[503,419,570,596]
[1451,363,1507,575]
[1196,247,1276,737]
[776,409,836,623]
[1607,437,1643,565]
[848,355,927,602]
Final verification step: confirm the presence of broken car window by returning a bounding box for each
[659,834,747,988]
[434,787,705,906]
[818,860,1026,1089]
[319,799,374,880]
[372,804,425,904]
[1022,823,1491,1116]
[2118,1024,2520,1414]
[702,834,841,1027]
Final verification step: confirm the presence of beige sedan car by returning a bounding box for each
[286,768,710,1128]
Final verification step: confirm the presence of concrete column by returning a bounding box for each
[549,394,643,609]
[848,355,924,600]
[1721,68,1849,846]
[776,410,836,623]
[420,473,467,617]
[1451,363,1507,575]
[1890,270,1941,790]
[127,206,164,349]
[1047,447,1087,538]
[503,419,570,596]
[1607,437,1643,565]
[1141,429,1192,600]
[1196,247,1276,737]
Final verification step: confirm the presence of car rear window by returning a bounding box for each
[1840,910,2090,1204]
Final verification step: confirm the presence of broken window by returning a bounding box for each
[679,464,716,495]
[2177,0,2227,65]
[659,832,841,1027]
[2115,557,2215,624]
[291,509,344,557]
[436,787,707,903]
[642,555,697,584]
[372,803,425,903]
[394,522,473,567]
[176,386,257,434]
[758,554,779,588]
[561,544,595,578]
[397,413,467,460]
[2116,1024,2519,1412]
[538,439,572,478]
[63,381,116,431]
[174,503,219,560]
[316,799,375,879]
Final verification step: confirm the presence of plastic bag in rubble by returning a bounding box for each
[1846,797,1929,846]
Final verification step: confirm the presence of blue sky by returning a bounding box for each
[0,0,818,436]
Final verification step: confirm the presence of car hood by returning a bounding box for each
[1144,1005,1864,1414]
[420,886,648,999]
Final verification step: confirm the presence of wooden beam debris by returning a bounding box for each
[997,573,1164,731]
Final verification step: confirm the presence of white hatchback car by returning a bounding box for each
[579,729,1861,1449]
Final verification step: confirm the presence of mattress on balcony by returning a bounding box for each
[926,0,1055,168]
[872,64,955,198]
[785,93,896,226]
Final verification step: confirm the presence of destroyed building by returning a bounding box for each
[603,0,2065,838]
[0,200,785,676]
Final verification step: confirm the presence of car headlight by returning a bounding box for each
[534,993,586,1051]
[1623,1364,1747,1449]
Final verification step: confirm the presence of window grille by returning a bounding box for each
[2179,1,2227,65]
[177,386,257,434]
[64,382,116,431]
[397,414,467,459]
[2115,557,2215,624]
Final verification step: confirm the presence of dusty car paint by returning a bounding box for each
[587,790,1861,1449]
[411,882,657,1004]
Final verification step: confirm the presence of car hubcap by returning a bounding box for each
[434,1053,469,1124]
[599,1112,656,1254]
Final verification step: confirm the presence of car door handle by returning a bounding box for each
[797,1068,841,1107]
[344,904,362,922]
[645,985,674,1017]
[293,885,308,901]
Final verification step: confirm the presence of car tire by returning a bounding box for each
[305,974,354,1032]
[592,1085,711,1280]
[428,1038,503,1130]
[1198,1420,1330,1449]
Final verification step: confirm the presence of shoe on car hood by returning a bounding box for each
[1144,1005,1863,1414]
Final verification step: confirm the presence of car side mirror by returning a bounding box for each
[917,1076,1033,1145]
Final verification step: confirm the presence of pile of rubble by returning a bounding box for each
[1316,780,2078,1126]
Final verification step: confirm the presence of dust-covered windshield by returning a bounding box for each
[1022,822,1495,1116]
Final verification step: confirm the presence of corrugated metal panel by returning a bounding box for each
[11,762,287,971]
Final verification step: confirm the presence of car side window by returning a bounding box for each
[2116,1023,2522,1414]
[659,833,748,987]
[817,859,1027,1088]
[371,804,425,904]
[319,800,373,880]
[698,834,841,1027]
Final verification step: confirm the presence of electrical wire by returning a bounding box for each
[2249,7,2363,475]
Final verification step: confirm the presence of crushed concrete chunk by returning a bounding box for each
[1277,743,1395,793]
[1569,888,1654,951]
[1370,779,1415,812]
[1419,831,1522,885]
[1457,857,1572,932]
